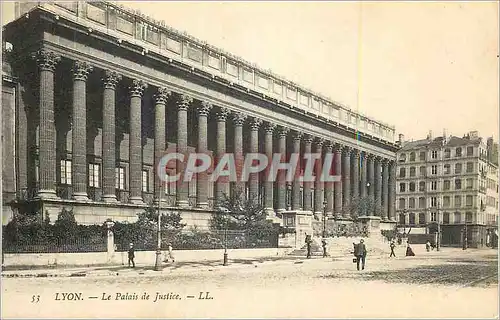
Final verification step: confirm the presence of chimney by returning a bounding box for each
[398,134,405,147]
[443,128,447,138]
[427,130,433,140]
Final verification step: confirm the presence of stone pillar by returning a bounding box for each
[375,156,382,216]
[314,138,324,215]
[367,154,375,205]
[342,146,351,219]
[153,88,171,203]
[128,80,147,204]
[324,141,334,216]
[215,108,230,206]
[33,49,60,199]
[388,160,396,221]
[263,123,275,215]
[176,94,192,207]
[276,126,289,212]
[351,149,360,203]
[195,101,212,208]
[71,61,93,201]
[360,151,368,198]
[333,144,343,218]
[101,71,121,203]
[382,158,389,220]
[291,131,302,210]
[232,112,246,199]
[248,117,262,203]
[302,135,313,212]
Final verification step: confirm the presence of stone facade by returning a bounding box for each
[2,2,397,226]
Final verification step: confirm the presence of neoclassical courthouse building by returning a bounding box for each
[2,2,399,226]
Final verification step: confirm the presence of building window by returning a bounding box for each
[466,178,473,189]
[466,162,473,173]
[443,180,450,190]
[60,160,72,185]
[399,198,406,209]
[88,163,100,188]
[409,152,416,161]
[115,167,125,190]
[409,182,416,192]
[443,196,450,207]
[419,197,426,208]
[399,167,406,178]
[419,212,426,224]
[399,213,405,225]
[420,166,426,176]
[419,181,425,192]
[466,195,473,207]
[431,150,438,159]
[455,195,462,207]
[466,212,473,223]
[454,212,461,224]
[409,198,416,208]
[419,151,426,161]
[466,146,474,156]
[455,179,462,190]
[410,167,416,177]
[443,212,450,224]
[399,183,406,192]
[189,179,197,197]
[444,164,450,174]
[431,212,437,222]
[431,165,437,175]
[142,170,148,192]
[444,148,451,158]
[399,153,406,162]
[431,197,437,207]
[455,163,462,174]
[431,181,438,191]
[164,171,177,195]
[409,213,416,225]
[456,147,462,157]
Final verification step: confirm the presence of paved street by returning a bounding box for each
[2,249,498,318]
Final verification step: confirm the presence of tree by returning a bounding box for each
[53,208,78,241]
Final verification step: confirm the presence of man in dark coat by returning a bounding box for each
[305,235,312,259]
[390,241,396,257]
[354,239,367,271]
[128,243,135,268]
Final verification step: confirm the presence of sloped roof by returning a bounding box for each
[400,135,481,151]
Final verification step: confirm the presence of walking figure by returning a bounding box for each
[389,241,396,257]
[426,240,431,252]
[305,235,312,259]
[164,243,175,263]
[128,243,135,268]
[322,239,328,258]
[354,239,367,271]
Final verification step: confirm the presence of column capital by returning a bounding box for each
[72,61,93,81]
[333,143,343,153]
[264,122,276,134]
[314,137,324,146]
[381,157,390,164]
[323,140,334,149]
[249,117,262,131]
[216,107,230,121]
[154,87,171,104]
[277,126,289,138]
[292,130,303,141]
[342,145,352,155]
[303,134,314,144]
[177,94,193,111]
[102,70,122,90]
[352,149,360,158]
[365,152,374,160]
[33,49,60,72]
[197,101,213,117]
[129,79,147,97]
[232,112,247,126]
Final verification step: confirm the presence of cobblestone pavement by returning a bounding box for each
[2,249,498,318]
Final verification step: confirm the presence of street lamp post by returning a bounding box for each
[322,200,327,258]
[223,210,228,266]
[436,201,441,252]
[463,218,468,250]
[366,182,371,216]
[154,182,163,271]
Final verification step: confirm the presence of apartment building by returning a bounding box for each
[396,131,498,248]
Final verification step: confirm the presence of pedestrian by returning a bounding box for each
[405,242,415,257]
[164,243,175,263]
[305,235,312,259]
[425,240,431,252]
[354,239,367,271]
[389,241,396,257]
[128,242,135,268]
[322,238,327,258]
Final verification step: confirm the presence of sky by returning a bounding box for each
[2,1,499,141]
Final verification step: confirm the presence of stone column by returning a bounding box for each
[195,101,212,208]
[333,144,343,218]
[176,94,192,207]
[374,157,382,216]
[360,151,368,198]
[33,50,60,199]
[153,88,170,203]
[388,160,396,221]
[71,61,93,201]
[128,80,147,204]
[276,126,289,212]
[382,158,389,220]
[324,141,334,216]
[302,135,313,212]
[314,138,324,215]
[102,71,121,203]
[263,123,275,215]
[351,149,360,204]
[291,131,302,210]
[342,146,351,219]
[232,112,246,199]
[215,108,230,205]
[367,154,375,205]
[248,117,262,203]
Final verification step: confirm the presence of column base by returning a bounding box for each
[72,192,89,201]
[37,189,57,199]
[176,200,189,208]
[264,208,276,219]
[102,194,118,203]
[196,202,209,209]
[129,197,144,205]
